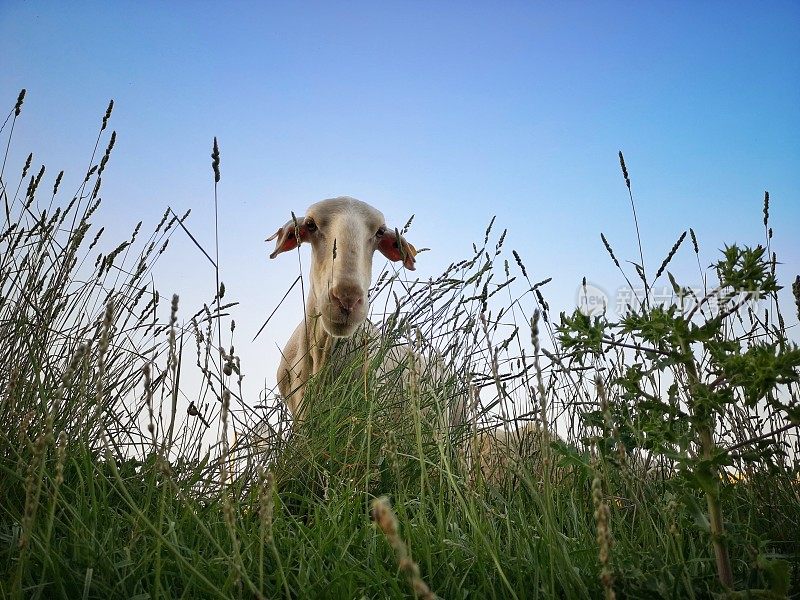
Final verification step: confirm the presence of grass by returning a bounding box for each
[1,91,799,599]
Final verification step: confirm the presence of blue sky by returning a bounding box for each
[2,1,799,397]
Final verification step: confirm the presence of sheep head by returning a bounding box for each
[268,196,417,338]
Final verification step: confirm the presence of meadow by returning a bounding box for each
[1,91,799,599]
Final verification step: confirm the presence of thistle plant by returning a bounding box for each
[557,167,800,592]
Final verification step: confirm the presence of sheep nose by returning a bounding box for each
[329,285,364,314]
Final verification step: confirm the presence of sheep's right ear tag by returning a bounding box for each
[267,218,306,259]
[402,241,417,270]
[379,229,417,270]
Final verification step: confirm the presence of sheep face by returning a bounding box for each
[268,196,417,338]
[306,198,383,336]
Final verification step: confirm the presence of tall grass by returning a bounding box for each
[1,92,799,599]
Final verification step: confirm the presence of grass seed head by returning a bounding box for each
[371,496,436,600]
[101,99,114,131]
[21,153,32,179]
[14,88,26,116]
[211,137,221,183]
[97,131,116,176]
[655,230,687,281]
[689,228,699,254]
[512,249,528,277]
[55,431,67,487]
[20,433,48,550]
[600,233,621,269]
[618,150,630,191]
[258,467,275,541]
[591,462,615,600]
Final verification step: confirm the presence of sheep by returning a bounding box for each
[468,422,557,485]
[267,196,419,420]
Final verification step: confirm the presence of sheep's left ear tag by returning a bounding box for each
[402,241,417,270]
[379,229,417,270]
[402,240,418,270]
[267,218,306,259]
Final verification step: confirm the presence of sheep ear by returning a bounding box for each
[378,228,417,271]
[267,218,307,259]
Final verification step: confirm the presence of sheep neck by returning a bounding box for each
[302,280,334,377]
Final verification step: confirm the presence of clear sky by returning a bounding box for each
[2,1,799,402]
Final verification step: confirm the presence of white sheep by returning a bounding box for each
[267,196,419,419]
[468,422,558,485]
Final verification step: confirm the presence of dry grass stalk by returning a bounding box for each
[219,388,246,591]
[258,467,275,542]
[164,294,179,453]
[54,430,67,488]
[595,375,626,469]
[143,363,156,448]
[19,432,47,550]
[592,461,616,600]
[530,309,549,438]
[220,387,231,484]
[92,300,114,429]
[371,496,436,600]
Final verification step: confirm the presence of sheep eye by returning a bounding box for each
[376,226,386,238]
[305,219,317,233]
